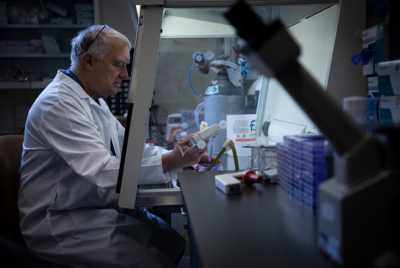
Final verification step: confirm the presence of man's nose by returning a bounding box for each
[119,66,129,79]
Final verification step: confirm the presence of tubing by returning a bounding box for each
[205,140,239,171]
[229,141,239,171]
[205,148,226,171]
[210,66,220,73]
[240,61,250,77]
[188,66,202,97]
[210,60,240,71]
[195,102,205,128]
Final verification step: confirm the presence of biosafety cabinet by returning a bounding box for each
[117,0,366,209]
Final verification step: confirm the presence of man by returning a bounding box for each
[18,25,214,268]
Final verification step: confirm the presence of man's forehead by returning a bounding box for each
[106,52,130,64]
[106,40,130,61]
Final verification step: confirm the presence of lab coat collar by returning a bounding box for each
[55,70,107,111]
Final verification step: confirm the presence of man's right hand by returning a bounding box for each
[162,133,208,173]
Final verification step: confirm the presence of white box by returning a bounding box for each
[226,114,257,156]
[215,172,242,195]
[378,60,400,95]
[380,96,400,123]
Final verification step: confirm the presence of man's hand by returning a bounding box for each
[162,133,208,173]
[191,154,221,170]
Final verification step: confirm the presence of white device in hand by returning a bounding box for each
[188,123,220,149]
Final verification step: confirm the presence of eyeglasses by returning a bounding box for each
[85,25,113,53]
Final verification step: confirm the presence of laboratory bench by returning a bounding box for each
[178,170,336,268]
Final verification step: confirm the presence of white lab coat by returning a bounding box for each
[18,70,185,268]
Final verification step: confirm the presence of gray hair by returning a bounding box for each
[70,25,132,68]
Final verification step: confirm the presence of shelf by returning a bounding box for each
[0,24,87,29]
[0,54,71,58]
[0,81,51,89]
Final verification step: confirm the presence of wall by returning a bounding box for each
[98,0,136,46]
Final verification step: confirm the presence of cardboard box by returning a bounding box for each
[380,95,400,123]
[362,23,389,75]
[368,76,378,95]
[378,60,400,95]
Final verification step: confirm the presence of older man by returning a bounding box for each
[18,25,212,268]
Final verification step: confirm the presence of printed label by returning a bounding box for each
[236,138,256,142]
[205,85,219,95]
[233,119,249,134]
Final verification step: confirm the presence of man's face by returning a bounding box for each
[90,39,130,99]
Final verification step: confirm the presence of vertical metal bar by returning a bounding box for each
[118,5,163,209]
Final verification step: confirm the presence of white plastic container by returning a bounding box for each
[343,96,367,124]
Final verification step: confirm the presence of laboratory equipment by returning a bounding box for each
[215,172,242,195]
[225,1,400,266]
[166,113,181,141]
[190,51,248,154]
[243,144,277,175]
[118,0,368,213]
[256,121,270,146]
[206,139,238,171]
[175,123,220,156]
[187,123,220,148]
[226,114,257,156]
[276,134,327,211]
[215,170,263,194]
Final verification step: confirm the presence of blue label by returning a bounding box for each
[380,108,393,122]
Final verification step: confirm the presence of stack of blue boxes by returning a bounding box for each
[277,134,327,211]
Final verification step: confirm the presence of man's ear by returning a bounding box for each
[82,52,94,71]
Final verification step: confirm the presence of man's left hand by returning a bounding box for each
[191,153,221,170]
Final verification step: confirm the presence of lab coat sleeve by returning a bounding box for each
[138,145,182,185]
[39,100,120,189]
[115,117,125,151]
